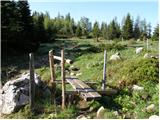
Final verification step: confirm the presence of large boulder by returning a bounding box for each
[0,73,51,114]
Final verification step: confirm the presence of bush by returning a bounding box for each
[128,39,136,46]
[116,58,159,87]
[98,42,126,52]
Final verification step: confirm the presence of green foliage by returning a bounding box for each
[76,24,82,38]
[107,18,121,40]
[101,22,108,39]
[151,24,159,41]
[54,106,78,119]
[122,13,133,39]
[92,21,100,41]
[1,1,39,54]
[98,42,126,51]
[88,100,101,111]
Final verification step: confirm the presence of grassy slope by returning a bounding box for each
[1,38,159,119]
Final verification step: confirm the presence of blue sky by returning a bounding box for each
[28,0,158,31]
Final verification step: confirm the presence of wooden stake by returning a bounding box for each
[61,48,66,110]
[102,50,107,91]
[147,38,149,52]
[29,53,35,111]
[49,50,56,103]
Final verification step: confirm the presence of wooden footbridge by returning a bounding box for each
[28,48,117,110]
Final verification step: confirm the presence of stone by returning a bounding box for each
[96,106,105,119]
[149,115,159,119]
[136,47,143,54]
[144,53,151,58]
[0,73,51,114]
[76,73,82,76]
[70,65,74,69]
[113,111,119,116]
[137,39,140,42]
[76,114,87,119]
[146,104,156,113]
[132,85,144,91]
[109,52,121,61]
[70,72,75,76]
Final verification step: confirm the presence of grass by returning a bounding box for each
[1,38,159,119]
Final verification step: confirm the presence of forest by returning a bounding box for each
[1,0,159,119]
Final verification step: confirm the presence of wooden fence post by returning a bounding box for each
[49,50,56,103]
[29,53,35,111]
[147,38,149,52]
[61,48,66,110]
[102,50,107,91]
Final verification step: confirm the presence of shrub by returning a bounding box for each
[117,58,159,87]
[128,39,136,46]
[98,42,126,52]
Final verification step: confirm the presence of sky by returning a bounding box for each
[28,0,158,31]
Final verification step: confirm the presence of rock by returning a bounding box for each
[0,73,50,114]
[70,72,76,76]
[113,111,119,116]
[149,115,159,119]
[132,85,144,91]
[70,65,74,69]
[96,106,105,119]
[124,112,131,119]
[146,104,156,113]
[136,47,143,54]
[76,73,82,76]
[144,53,151,58]
[76,114,87,119]
[109,52,121,61]
[137,39,140,42]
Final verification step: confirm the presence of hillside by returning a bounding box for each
[1,38,159,119]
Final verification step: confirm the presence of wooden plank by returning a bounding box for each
[66,78,82,90]
[54,80,97,84]
[75,80,90,89]
[70,79,101,98]
[29,53,35,111]
[66,89,118,95]
[75,80,101,98]
[66,78,101,99]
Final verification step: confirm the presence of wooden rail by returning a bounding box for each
[54,55,73,64]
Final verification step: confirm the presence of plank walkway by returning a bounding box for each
[66,77,101,100]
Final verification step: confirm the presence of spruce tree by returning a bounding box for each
[122,13,133,39]
[133,16,141,39]
[151,24,159,41]
[92,21,100,42]
[101,22,108,40]
[76,23,82,38]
